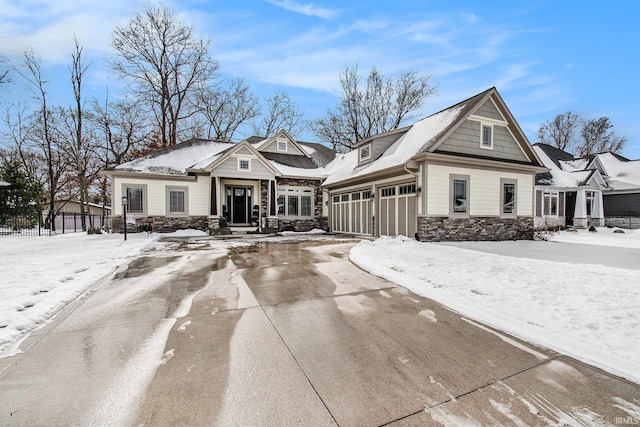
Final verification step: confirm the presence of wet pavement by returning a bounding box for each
[0,236,638,426]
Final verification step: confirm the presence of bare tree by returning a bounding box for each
[537,111,582,153]
[11,50,67,230]
[538,112,626,157]
[195,78,260,141]
[108,4,220,147]
[577,117,626,157]
[313,65,436,152]
[62,36,94,230]
[252,91,306,138]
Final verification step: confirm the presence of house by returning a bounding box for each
[323,87,547,241]
[54,200,111,217]
[533,143,640,229]
[103,130,336,233]
[104,87,548,240]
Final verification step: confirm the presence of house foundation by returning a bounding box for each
[416,216,533,242]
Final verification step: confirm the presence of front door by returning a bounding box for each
[227,186,253,225]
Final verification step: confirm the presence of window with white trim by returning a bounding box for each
[543,192,558,216]
[238,158,251,171]
[585,191,595,217]
[450,175,470,216]
[276,186,314,218]
[359,144,371,161]
[166,186,188,216]
[481,124,493,149]
[277,139,287,152]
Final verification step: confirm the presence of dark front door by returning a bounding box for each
[227,186,252,225]
[565,191,576,227]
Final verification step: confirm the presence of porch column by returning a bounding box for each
[270,180,276,216]
[594,190,605,226]
[573,189,587,228]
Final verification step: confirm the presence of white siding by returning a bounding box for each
[426,163,533,216]
[113,176,209,216]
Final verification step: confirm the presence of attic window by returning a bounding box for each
[481,124,493,149]
[277,139,287,152]
[360,145,371,161]
[238,158,251,171]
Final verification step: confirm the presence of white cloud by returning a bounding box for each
[265,0,339,19]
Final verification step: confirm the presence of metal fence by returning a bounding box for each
[0,212,111,237]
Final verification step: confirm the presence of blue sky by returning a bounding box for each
[1,0,639,158]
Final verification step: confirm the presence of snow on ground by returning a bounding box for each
[350,228,640,384]
[0,232,159,357]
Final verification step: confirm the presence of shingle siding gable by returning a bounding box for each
[436,120,529,162]
[474,99,504,121]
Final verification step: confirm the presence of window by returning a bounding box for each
[450,175,470,216]
[481,124,493,149]
[360,145,371,161]
[362,190,373,199]
[501,179,517,216]
[543,192,558,216]
[276,186,314,217]
[166,186,188,216]
[238,158,251,171]
[586,191,595,217]
[381,187,396,197]
[277,139,287,152]
[124,185,146,214]
[399,184,416,195]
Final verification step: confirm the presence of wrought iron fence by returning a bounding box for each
[0,212,111,237]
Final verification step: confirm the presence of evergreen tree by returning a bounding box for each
[0,158,44,227]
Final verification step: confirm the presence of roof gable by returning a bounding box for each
[256,129,310,158]
[195,140,281,176]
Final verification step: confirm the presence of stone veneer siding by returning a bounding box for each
[275,177,328,232]
[416,216,533,242]
[113,215,209,233]
[605,216,640,229]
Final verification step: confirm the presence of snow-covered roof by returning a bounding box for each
[0,179,10,187]
[111,137,334,178]
[534,144,640,191]
[323,105,464,186]
[115,139,234,176]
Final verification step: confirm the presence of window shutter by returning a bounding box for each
[559,192,565,217]
[535,190,542,217]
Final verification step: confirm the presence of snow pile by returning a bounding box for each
[279,228,327,236]
[552,227,640,248]
[350,235,640,384]
[0,232,157,357]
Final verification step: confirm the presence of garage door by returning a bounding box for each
[379,183,417,237]
[331,190,373,234]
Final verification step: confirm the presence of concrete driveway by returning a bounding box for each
[1,236,638,426]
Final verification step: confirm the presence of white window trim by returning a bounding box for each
[277,139,288,152]
[500,178,517,218]
[166,186,189,217]
[276,186,314,218]
[237,157,251,172]
[481,123,494,149]
[449,174,470,218]
[359,144,372,161]
[542,191,559,217]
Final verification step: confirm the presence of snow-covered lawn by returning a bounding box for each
[349,228,640,385]
[0,232,159,357]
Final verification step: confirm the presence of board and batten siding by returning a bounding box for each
[425,163,533,216]
[212,155,275,180]
[113,176,210,216]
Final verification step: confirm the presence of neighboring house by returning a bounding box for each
[0,180,9,187]
[103,130,336,233]
[54,200,111,217]
[323,87,547,241]
[533,143,640,229]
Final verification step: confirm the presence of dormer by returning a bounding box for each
[355,126,410,167]
[256,129,309,157]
